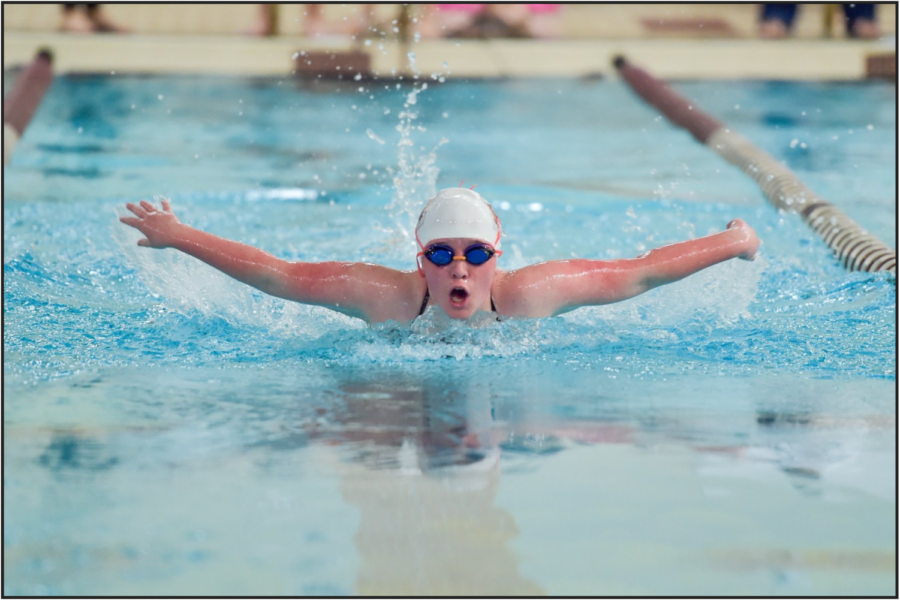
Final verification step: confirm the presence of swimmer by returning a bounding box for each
[119,188,759,324]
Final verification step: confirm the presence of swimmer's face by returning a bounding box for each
[420,238,498,320]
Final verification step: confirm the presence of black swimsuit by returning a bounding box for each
[418,289,498,317]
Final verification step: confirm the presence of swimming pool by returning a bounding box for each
[4,73,896,595]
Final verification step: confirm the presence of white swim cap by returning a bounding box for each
[415,188,501,249]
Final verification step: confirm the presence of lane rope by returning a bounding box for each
[614,56,895,276]
[3,49,54,165]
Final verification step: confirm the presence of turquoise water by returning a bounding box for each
[4,74,896,595]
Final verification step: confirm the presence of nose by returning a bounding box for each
[449,260,468,279]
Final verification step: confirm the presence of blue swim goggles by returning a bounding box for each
[419,243,502,266]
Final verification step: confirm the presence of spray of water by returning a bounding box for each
[382,52,448,253]
[111,204,360,337]
[113,50,449,333]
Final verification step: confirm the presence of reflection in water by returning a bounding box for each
[7,365,894,595]
[38,432,119,472]
[297,367,897,595]
[310,369,544,596]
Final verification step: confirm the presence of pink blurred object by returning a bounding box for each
[525,4,560,13]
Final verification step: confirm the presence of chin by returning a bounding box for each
[450,312,476,321]
[443,306,476,320]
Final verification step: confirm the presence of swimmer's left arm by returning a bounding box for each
[497,219,759,317]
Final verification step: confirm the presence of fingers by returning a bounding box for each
[126,202,148,218]
[120,217,151,247]
[124,198,173,219]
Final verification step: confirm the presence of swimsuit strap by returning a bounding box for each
[491,295,497,313]
[418,288,430,316]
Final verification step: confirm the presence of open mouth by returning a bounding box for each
[449,287,469,306]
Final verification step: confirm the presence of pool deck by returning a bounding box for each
[2,3,897,81]
[4,31,897,80]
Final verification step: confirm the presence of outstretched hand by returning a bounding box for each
[119,198,183,248]
[726,218,760,261]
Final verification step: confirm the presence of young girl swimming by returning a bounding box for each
[119,187,759,324]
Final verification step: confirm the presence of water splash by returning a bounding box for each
[383,55,448,253]
[111,205,361,336]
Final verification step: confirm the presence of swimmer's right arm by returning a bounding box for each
[119,200,420,322]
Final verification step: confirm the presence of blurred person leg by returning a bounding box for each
[451,4,532,38]
[247,4,278,36]
[758,3,797,39]
[416,5,449,39]
[59,4,96,33]
[425,4,486,38]
[86,4,129,33]
[844,3,880,39]
[522,4,562,39]
[304,3,371,37]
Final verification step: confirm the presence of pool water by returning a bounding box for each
[3,73,896,595]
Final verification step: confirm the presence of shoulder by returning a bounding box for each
[346,265,426,324]
[491,260,610,318]
[492,266,552,318]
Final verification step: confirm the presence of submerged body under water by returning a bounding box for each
[3,75,896,595]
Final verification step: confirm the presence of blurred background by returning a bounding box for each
[3,3,897,39]
[3,4,897,78]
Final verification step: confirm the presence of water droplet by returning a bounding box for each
[366,129,386,145]
[157,94,164,101]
